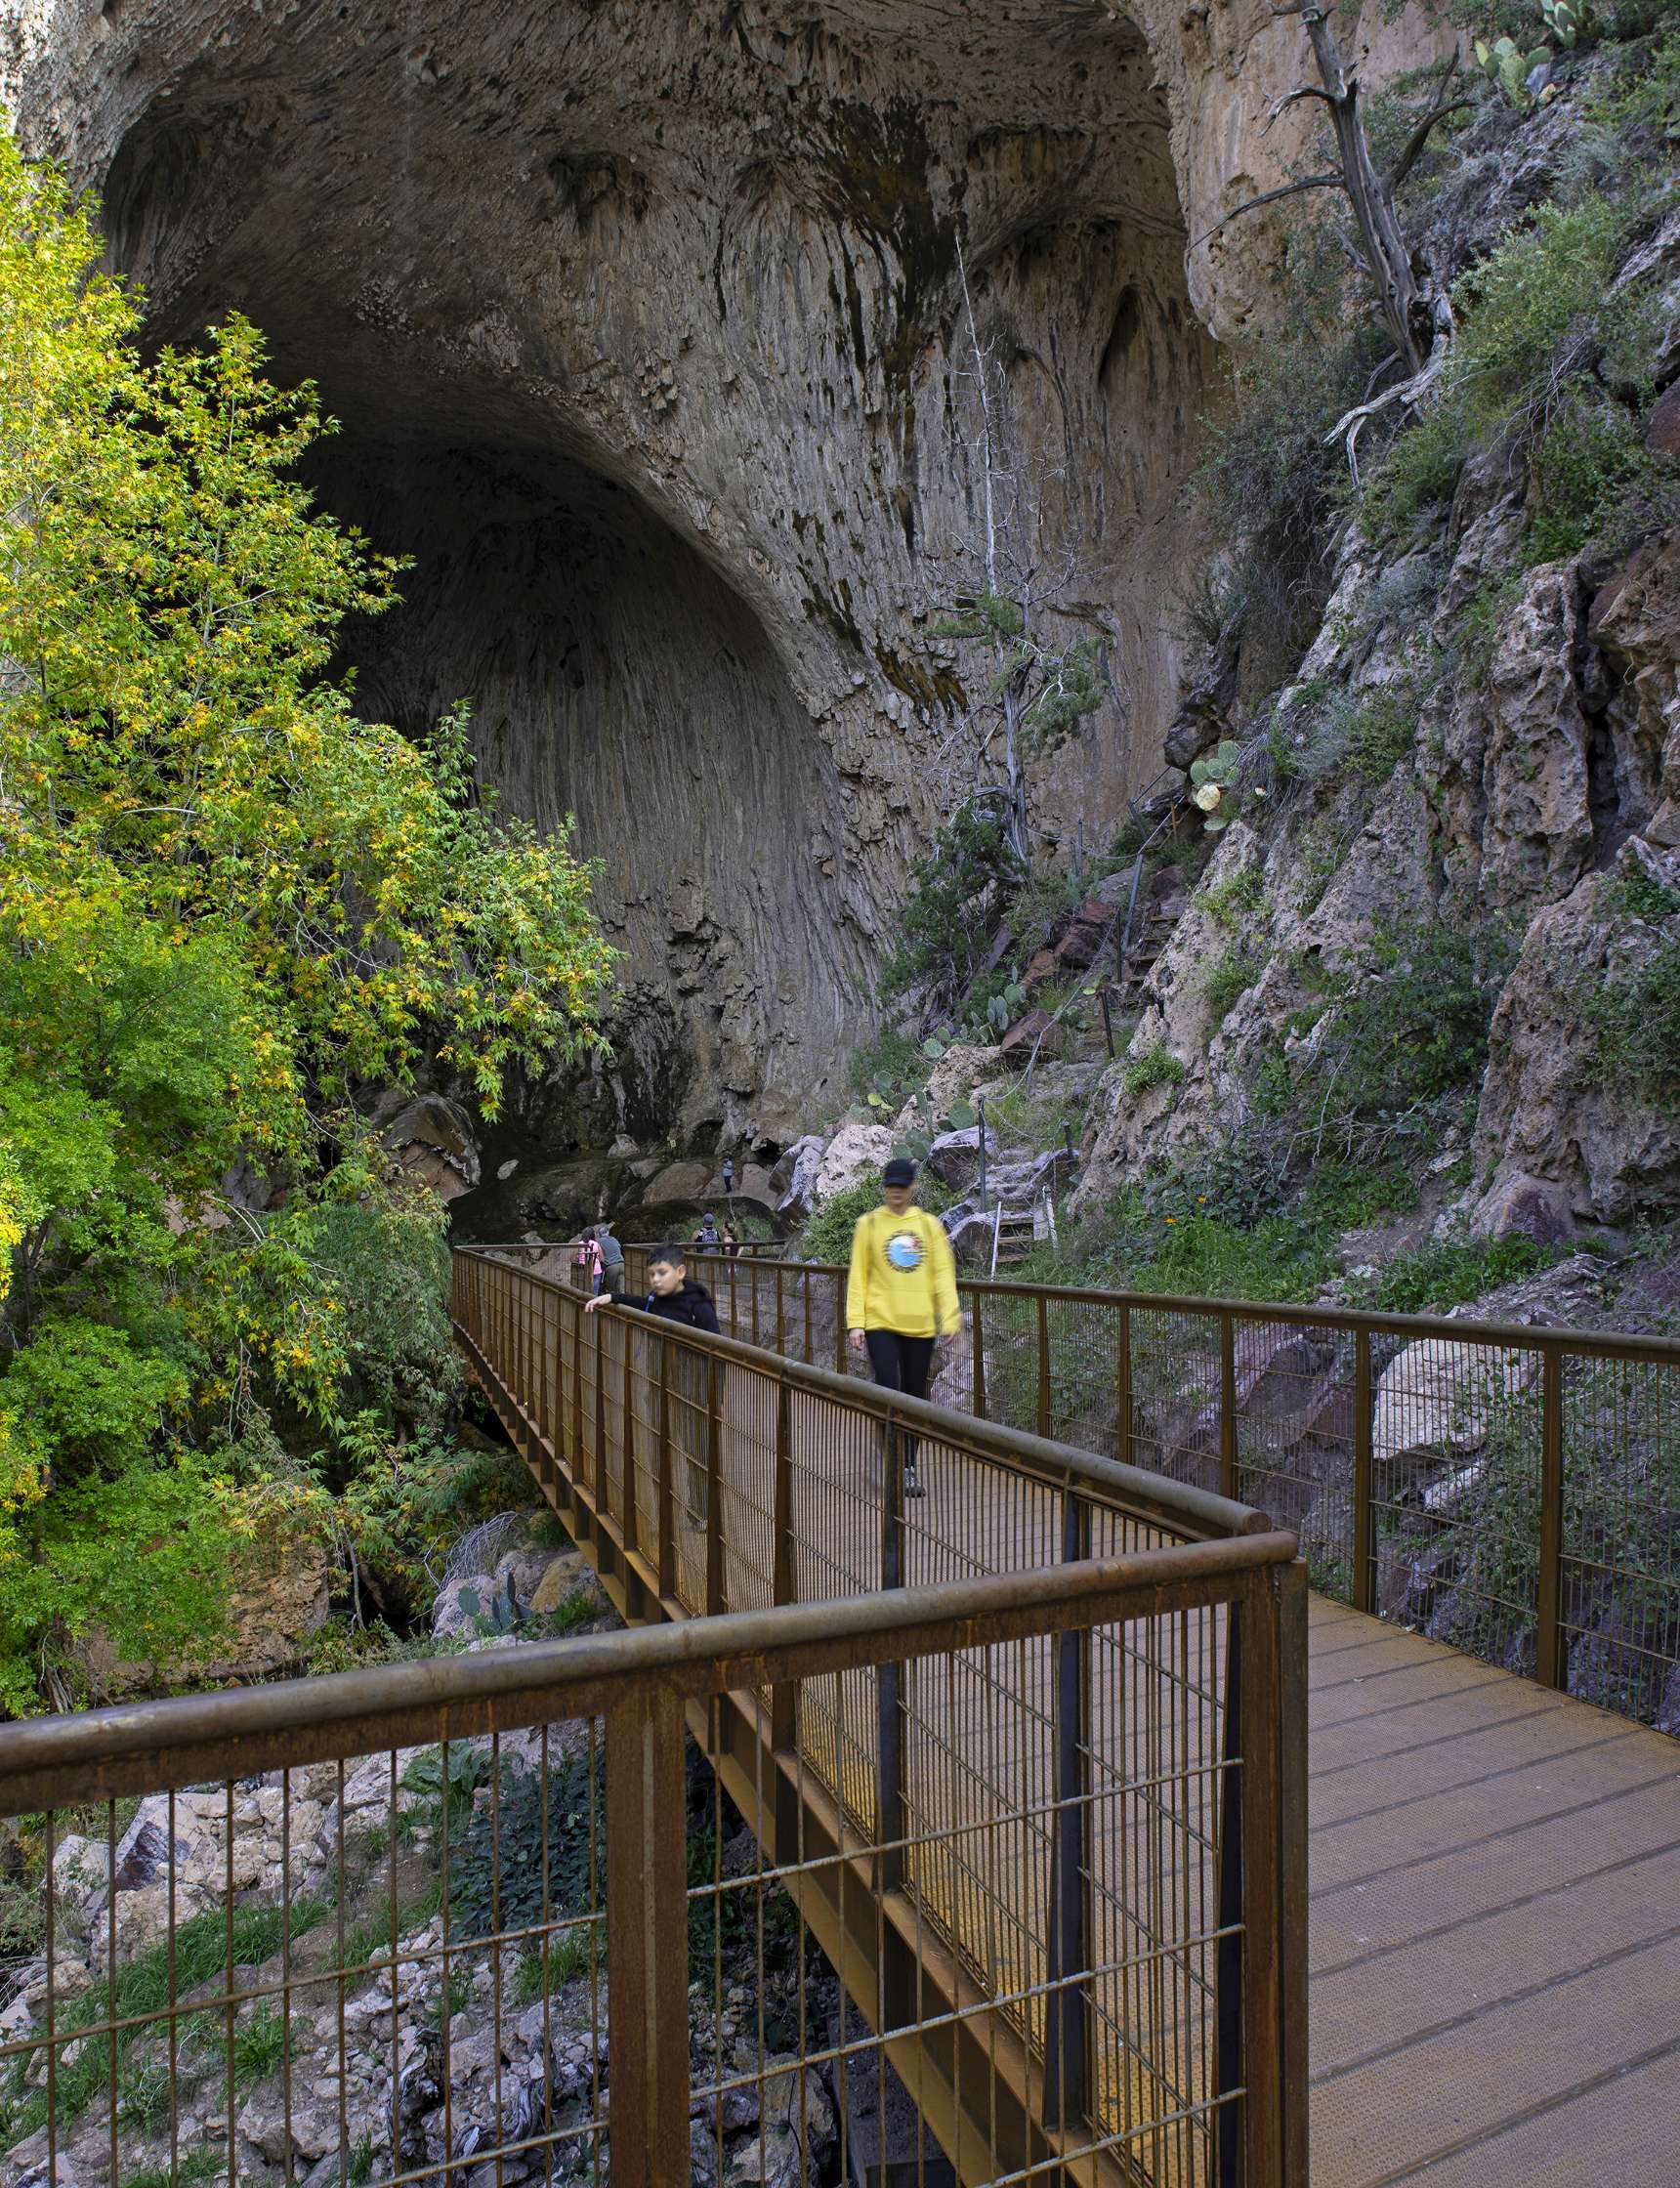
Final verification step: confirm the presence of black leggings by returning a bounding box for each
[863,1330,937,1401]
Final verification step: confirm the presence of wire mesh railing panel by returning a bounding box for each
[1369,1333,1545,1672]
[1125,1310,1224,1498]
[1043,1296,1125,1458]
[444,1251,1308,2180]
[717,1360,779,1618]
[901,1633,1057,2048]
[1225,1319,1357,1603]
[1,1727,614,2188]
[1086,1603,1228,2187]
[1561,1354,1680,1722]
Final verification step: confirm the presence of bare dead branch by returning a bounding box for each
[1389,54,1472,191]
[1265,84,1337,131]
[1325,343,1450,484]
[1191,173,1343,251]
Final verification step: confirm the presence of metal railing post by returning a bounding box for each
[1353,1327,1375,1615]
[1043,1486,1091,2129]
[656,1336,676,1602]
[1219,1559,1309,2188]
[594,1304,609,1517]
[1220,1310,1240,1503]
[705,1351,725,1617]
[972,1292,987,1420]
[605,1682,691,2187]
[771,1372,800,1862]
[877,1406,907,1908]
[1036,1292,1052,1440]
[1538,1343,1566,1688]
[620,1322,638,1559]
[1216,1591,1246,2188]
[1115,1300,1132,1469]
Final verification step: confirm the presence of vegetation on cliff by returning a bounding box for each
[0,136,615,1712]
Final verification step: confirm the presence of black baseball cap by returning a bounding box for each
[882,1157,917,1187]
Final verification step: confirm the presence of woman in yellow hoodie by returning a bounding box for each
[846,1157,961,1495]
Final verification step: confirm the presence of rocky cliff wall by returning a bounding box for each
[3,0,1438,1142]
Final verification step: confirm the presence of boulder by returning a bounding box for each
[923,1125,998,1191]
[998,1009,1059,1062]
[773,1135,825,1217]
[644,1158,712,1205]
[528,1551,602,1618]
[1370,1337,1534,1468]
[919,1041,1004,1120]
[374,1091,481,1200]
[1053,897,1114,971]
[813,1119,893,1205]
[1471,843,1680,1228]
[1475,1169,1576,1246]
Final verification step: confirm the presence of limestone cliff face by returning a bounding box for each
[3,0,1432,1144]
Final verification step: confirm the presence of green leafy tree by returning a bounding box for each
[0,133,616,1706]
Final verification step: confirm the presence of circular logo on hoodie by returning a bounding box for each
[886,1228,924,1272]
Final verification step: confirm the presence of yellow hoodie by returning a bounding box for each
[846,1203,961,1338]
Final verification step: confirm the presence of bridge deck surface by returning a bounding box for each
[1307,1597,1680,2186]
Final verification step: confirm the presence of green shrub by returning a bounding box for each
[1582,931,1680,1088]
[1201,949,1265,1021]
[880,806,1023,1003]
[1366,192,1670,559]
[1350,1235,1561,1313]
[448,1747,603,1944]
[1121,1045,1187,1101]
[1271,677,1424,786]
[800,1176,951,1263]
[1199,866,1267,930]
[847,1030,924,1108]
[1312,916,1518,1121]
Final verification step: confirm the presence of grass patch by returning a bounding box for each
[1199,866,1267,931]
[1346,1236,1562,1314]
[1200,949,1265,1022]
[2,1897,331,2139]
[512,1921,602,2004]
[1121,1045,1186,1102]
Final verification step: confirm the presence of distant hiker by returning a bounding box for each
[695,1210,721,1250]
[596,1221,625,1287]
[585,1242,719,1519]
[846,1157,960,1497]
[721,1219,740,1259]
[579,1232,605,1294]
[583,1241,720,1332]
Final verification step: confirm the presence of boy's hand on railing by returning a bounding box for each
[583,1293,606,1314]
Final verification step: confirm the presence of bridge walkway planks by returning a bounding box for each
[1306,1597,1680,2186]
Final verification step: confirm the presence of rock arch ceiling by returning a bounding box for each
[12,0,1223,1145]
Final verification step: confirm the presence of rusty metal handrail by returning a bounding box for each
[447,1246,1311,2179]
[0,1538,1294,1814]
[570,1241,1680,1724]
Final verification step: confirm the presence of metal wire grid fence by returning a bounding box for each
[0,1536,1304,2188]
[569,1247,1680,1729]
[446,1249,1306,2182]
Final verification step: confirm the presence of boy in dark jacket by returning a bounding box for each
[583,1243,720,1332]
[584,1243,718,1519]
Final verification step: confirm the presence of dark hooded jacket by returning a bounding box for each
[602,1280,720,1334]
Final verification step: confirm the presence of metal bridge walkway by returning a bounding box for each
[461,1248,1680,2187]
[1304,1597,1680,2184]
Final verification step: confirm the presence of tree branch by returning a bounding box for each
[1191,174,1343,251]
[1265,84,1337,131]
[1388,54,1472,191]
